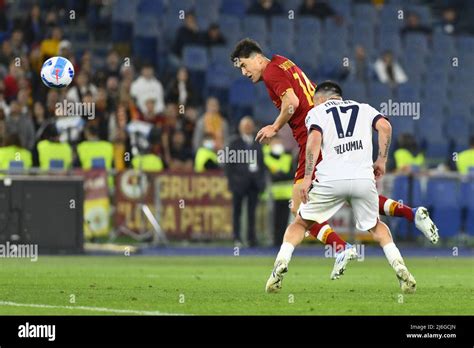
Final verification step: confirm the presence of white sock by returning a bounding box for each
[383,242,404,268]
[276,242,295,264]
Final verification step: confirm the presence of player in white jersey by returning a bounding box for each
[266,81,416,294]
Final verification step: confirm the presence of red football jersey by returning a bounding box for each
[262,55,316,147]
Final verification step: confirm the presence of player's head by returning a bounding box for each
[313,81,343,106]
[231,38,267,83]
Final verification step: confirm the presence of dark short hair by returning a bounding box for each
[230,38,263,63]
[314,80,343,97]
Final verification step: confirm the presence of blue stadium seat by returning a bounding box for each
[183,46,209,71]
[351,22,375,54]
[209,46,228,64]
[253,97,278,124]
[269,32,294,57]
[112,0,136,23]
[390,116,416,140]
[461,180,474,235]
[296,16,322,39]
[456,35,474,54]
[420,99,446,120]
[405,5,433,25]
[137,0,166,16]
[229,77,257,122]
[404,33,429,57]
[294,35,320,69]
[379,4,405,29]
[368,81,392,108]
[377,30,402,54]
[330,0,351,17]
[396,83,420,101]
[134,14,160,38]
[270,16,295,36]
[353,4,377,24]
[426,178,462,236]
[220,0,248,17]
[432,33,456,56]
[281,0,303,13]
[112,22,133,42]
[133,37,157,64]
[445,116,470,141]
[417,114,445,140]
[324,18,348,43]
[195,0,221,24]
[342,80,368,102]
[242,16,267,40]
[421,85,448,107]
[168,0,194,13]
[390,175,423,238]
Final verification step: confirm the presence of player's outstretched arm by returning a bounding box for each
[300,128,322,204]
[373,117,392,179]
[255,89,299,143]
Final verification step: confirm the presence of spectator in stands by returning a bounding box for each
[168,129,193,171]
[344,45,370,83]
[108,103,131,170]
[193,96,229,152]
[40,26,62,61]
[130,63,165,115]
[225,116,265,247]
[3,59,24,103]
[36,123,73,170]
[105,75,120,113]
[165,67,200,107]
[32,100,46,131]
[299,0,342,23]
[435,7,459,35]
[374,50,408,86]
[22,4,44,47]
[247,0,283,17]
[173,12,201,58]
[58,40,78,72]
[263,136,293,247]
[5,100,35,150]
[400,12,432,38]
[96,50,121,86]
[10,30,28,58]
[0,40,14,73]
[203,23,227,47]
[194,133,219,172]
[0,132,33,170]
[394,133,425,173]
[17,88,31,115]
[456,136,474,175]
[139,98,160,125]
[66,71,98,103]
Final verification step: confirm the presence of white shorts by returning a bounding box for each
[298,179,379,231]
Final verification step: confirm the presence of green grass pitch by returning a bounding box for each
[0,256,472,315]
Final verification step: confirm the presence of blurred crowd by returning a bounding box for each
[0,0,473,177]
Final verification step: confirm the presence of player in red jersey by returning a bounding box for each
[230,39,439,270]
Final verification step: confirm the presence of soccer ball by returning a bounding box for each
[40,56,74,88]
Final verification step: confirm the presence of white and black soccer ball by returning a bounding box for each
[40,56,74,88]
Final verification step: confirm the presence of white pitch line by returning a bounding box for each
[0,301,188,316]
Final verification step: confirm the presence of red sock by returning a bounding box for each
[378,195,414,222]
[309,222,346,253]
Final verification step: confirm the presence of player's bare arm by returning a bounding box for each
[373,117,392,179]
[300,127,321,204]
[255,89,300,143]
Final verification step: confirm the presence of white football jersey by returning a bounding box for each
[305,99,385,182]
